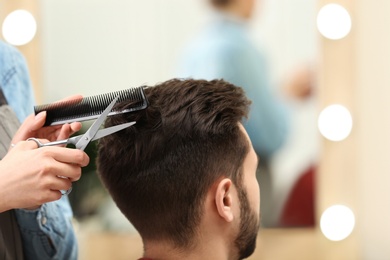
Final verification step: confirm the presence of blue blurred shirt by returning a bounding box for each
[0,41,34,122]
[0,40,78,260]
[176,14,289,159]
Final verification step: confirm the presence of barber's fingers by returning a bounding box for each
[11,112,52,143]
[29,149,85,182]
[19,176,73,208]
[57,94,83,104]
[42,94,83,137]
[12,95,84,143]
[18,111,47,133]
[13,138,58,150]
[33,189,64,207]
[29,190,63,208]
[56,122,82,142]
[48,94,84,140]
[69,122,82,135]
[35,173,72,192]
[48,146,90,167]
[15,140,89,167]
[49,175,73,191]
[53,161,84,182]
[30,111,47,131]
[12,138,46,150]
[11,142,89,182]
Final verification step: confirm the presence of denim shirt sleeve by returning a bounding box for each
[0,40,35,121]
[0,40,78,259]
[14,196,78,260]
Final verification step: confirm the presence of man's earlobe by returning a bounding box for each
[215,178,234,222]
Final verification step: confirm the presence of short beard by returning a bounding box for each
[234,187,260,259]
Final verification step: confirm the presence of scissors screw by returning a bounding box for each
[85,137,89,141]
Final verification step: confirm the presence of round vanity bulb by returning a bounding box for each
[317,4,352,40]
[2,10,37,46]
[318,104,353,141]
[320,205,355,241]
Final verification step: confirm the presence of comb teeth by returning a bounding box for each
[35,87,148,126]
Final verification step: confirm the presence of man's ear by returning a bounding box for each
[215,178,234,222]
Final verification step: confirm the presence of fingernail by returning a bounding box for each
[35,111,46,120]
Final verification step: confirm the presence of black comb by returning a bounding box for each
[35,87,148,126]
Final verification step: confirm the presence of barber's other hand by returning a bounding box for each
[283,65,315,100]
[0,139,89,212]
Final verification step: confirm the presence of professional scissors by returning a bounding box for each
[27,96,135,195]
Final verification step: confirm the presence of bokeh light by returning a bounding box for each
[2,10,37,46]
[320,205,355,241]
[317,3,352,40]
[318,104,353,141]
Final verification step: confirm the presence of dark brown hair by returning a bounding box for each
[210,0,232,8]
[97,78,251,248]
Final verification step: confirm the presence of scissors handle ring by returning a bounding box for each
[26,137,44,148]
[27,137,68,148]
[60,186,72,196]
[57,175,72,195]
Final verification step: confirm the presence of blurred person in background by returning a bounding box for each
[275,64,318,227]
[97,79,260,260]
[176,0,313,226]
[0,40,89,259]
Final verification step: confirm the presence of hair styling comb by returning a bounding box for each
[35,87,148,126]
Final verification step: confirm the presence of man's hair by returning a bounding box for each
[97,78,251,248]
[210,0,232,8]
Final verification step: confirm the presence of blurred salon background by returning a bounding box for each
[1,0,390,259]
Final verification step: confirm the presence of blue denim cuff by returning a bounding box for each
[14,203,60,234]
[14,197,77,259]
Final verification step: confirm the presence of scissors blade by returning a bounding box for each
[46,121,135,147]
[75,96,119,150]
[91,121,135,141]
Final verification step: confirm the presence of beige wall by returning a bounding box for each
[355,0,390,258]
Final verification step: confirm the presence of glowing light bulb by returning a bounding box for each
[318,104,353,141]
[320,205,355,241]
[2,10,37,46]
[317,4,352,40]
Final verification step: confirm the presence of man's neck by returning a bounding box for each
[142,237,236,260]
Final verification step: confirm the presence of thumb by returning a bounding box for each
[11,112,47,144]
[30,111,47,132]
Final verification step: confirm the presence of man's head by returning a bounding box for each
[209,0,256,20]
[97,78,260,258]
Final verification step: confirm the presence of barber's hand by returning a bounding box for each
[283,65,315,100]
[11,95,84,146]
[0,139,89,212]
